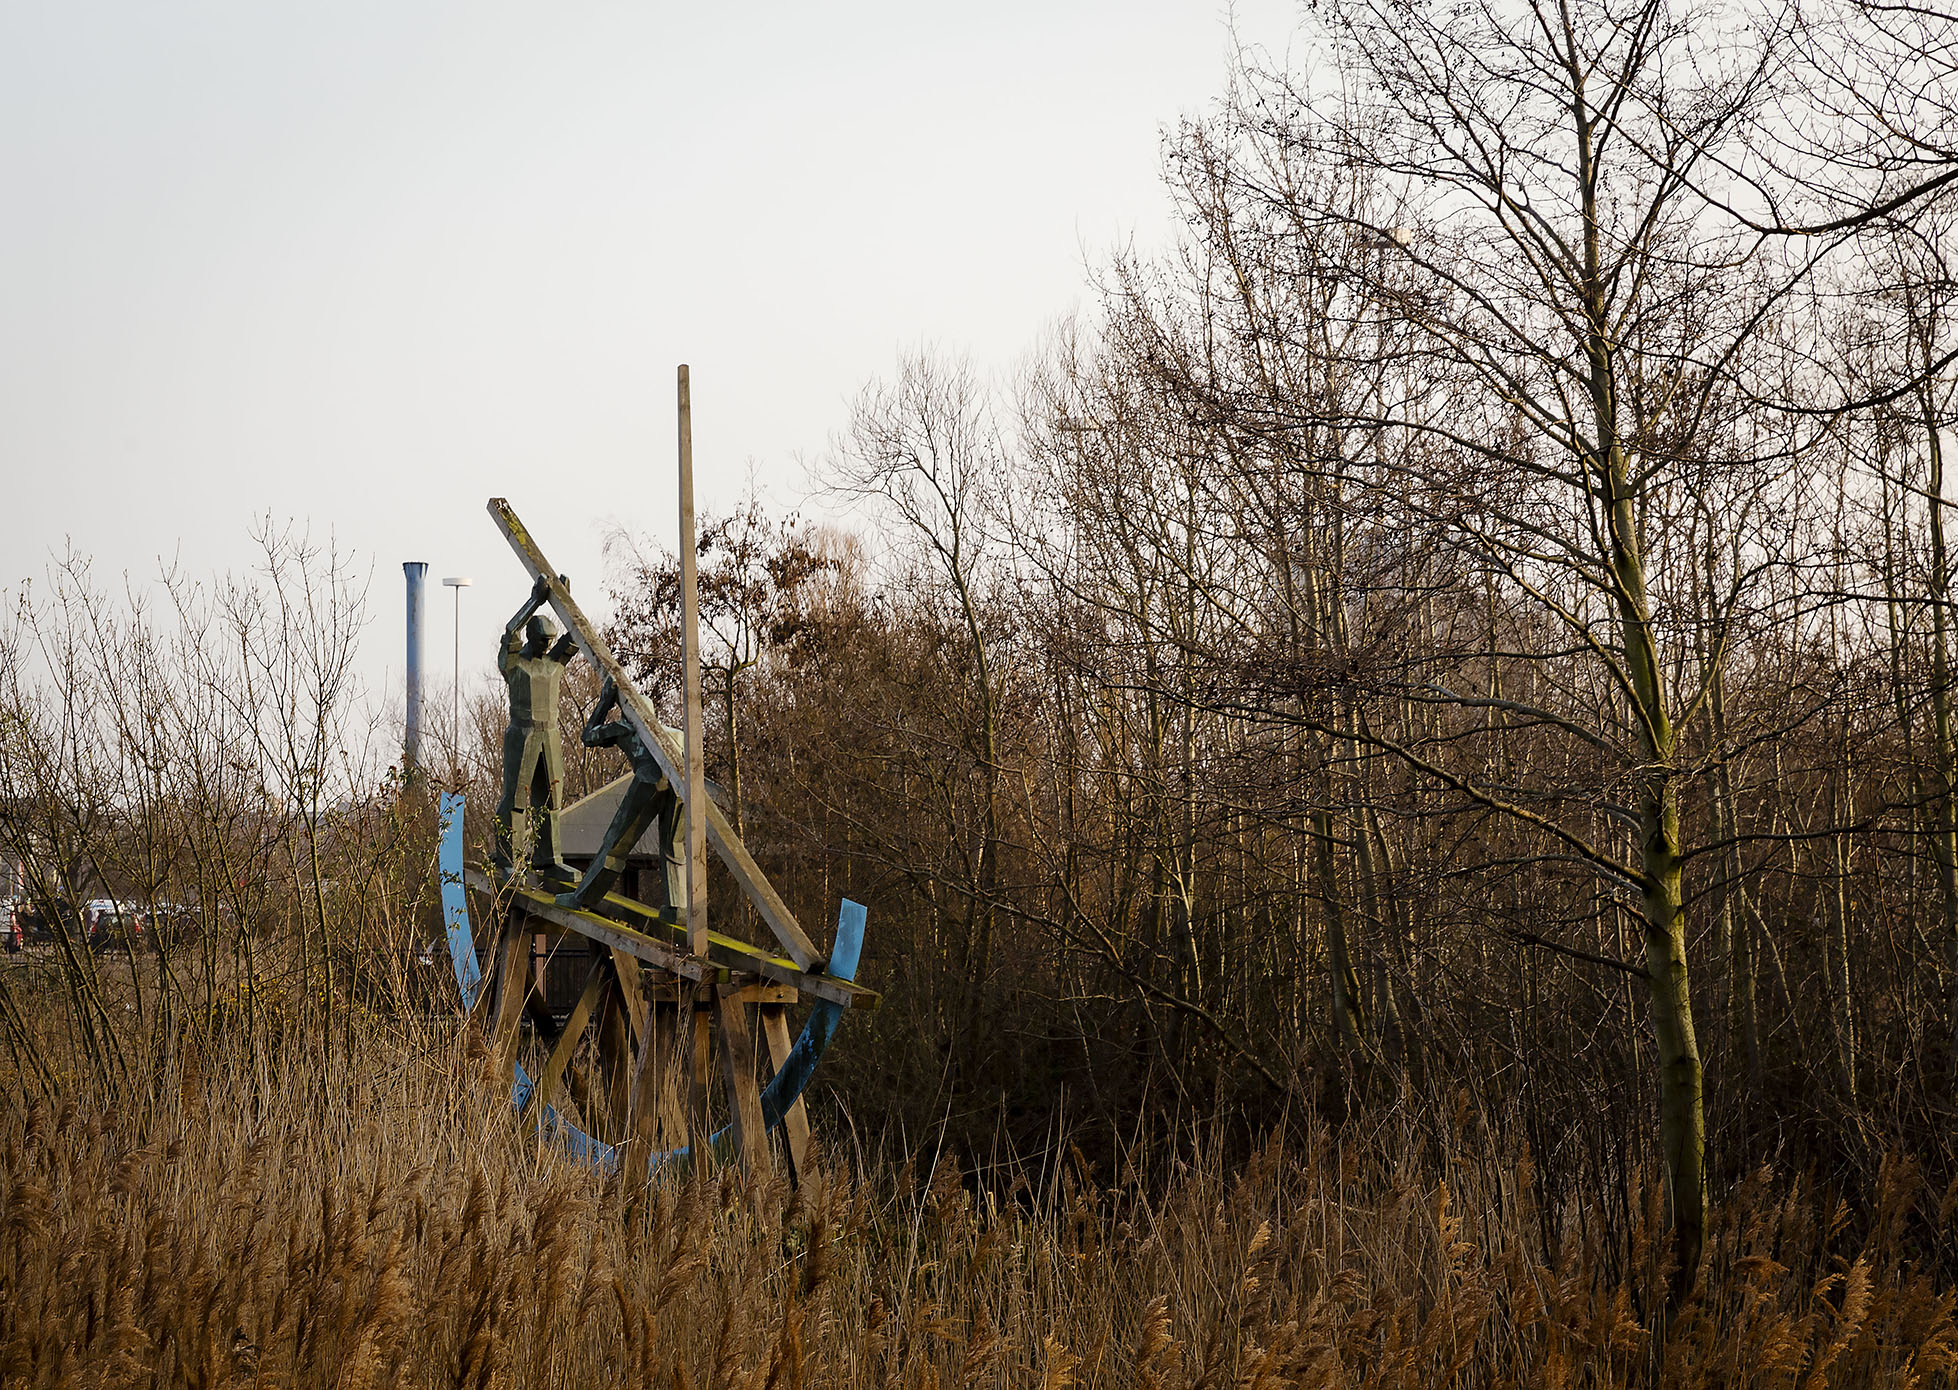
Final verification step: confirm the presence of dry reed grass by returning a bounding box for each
[0,1023,1952,1388]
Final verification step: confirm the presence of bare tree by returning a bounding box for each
[1064,0,1858,1300]
[828,353,1015,1023]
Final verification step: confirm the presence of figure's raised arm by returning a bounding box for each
[580,677,633,749]
[499,575,557,672]
[505,573,552,638]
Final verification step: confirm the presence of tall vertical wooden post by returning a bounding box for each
[679,366,710,955]
[675,365,768,1172]
[677,365,715,1152]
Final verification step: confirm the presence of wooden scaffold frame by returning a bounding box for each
[434,368,877,1182]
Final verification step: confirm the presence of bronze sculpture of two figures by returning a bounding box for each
[493,573,676,910]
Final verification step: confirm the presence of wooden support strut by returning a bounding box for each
[627,985,691,1167]
[716,986,769,1172]
[594,979,637,1140]
[608,947,647,1042]
[760,1002,811,1178]
[486,496,823,971]
[523,957,608,1122]
[489,908,532,1084]
[648,979,690,1145]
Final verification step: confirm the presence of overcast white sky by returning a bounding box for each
[2,0,1300,723]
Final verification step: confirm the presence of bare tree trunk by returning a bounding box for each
[1600,422,1705,1302]
[1708,663,1759,1090]
[1312,803,1366,1055]
[1922,408,1958,1078]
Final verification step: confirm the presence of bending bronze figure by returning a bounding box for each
[557,676,678,910]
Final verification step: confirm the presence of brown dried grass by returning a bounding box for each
[0,1027,1952,1388]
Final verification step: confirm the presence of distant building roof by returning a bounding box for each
[559,775,665,862]
[558,773,729,863]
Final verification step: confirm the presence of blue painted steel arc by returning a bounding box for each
[437,792,862,1175]
[439,794,484,1010]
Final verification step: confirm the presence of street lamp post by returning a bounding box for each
[442,577,472,769]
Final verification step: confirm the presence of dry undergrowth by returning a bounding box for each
[0,1029,1952,1388]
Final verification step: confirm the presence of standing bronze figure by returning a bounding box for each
[494,574,578,883]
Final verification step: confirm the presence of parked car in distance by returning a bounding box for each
[148,903,201,949]
[84,899,144,952]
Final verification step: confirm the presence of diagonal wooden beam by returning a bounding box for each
[607,947,647,1043]
[469,869,880,1010]
[466,868,719,983]
[523,957,608,1123]
[587,889,881,1010]
[488,496,822,970]
[759,1003,811,1179]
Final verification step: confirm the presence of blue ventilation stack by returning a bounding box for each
[404,561,428,780]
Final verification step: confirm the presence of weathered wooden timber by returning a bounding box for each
[466,866,717,982]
